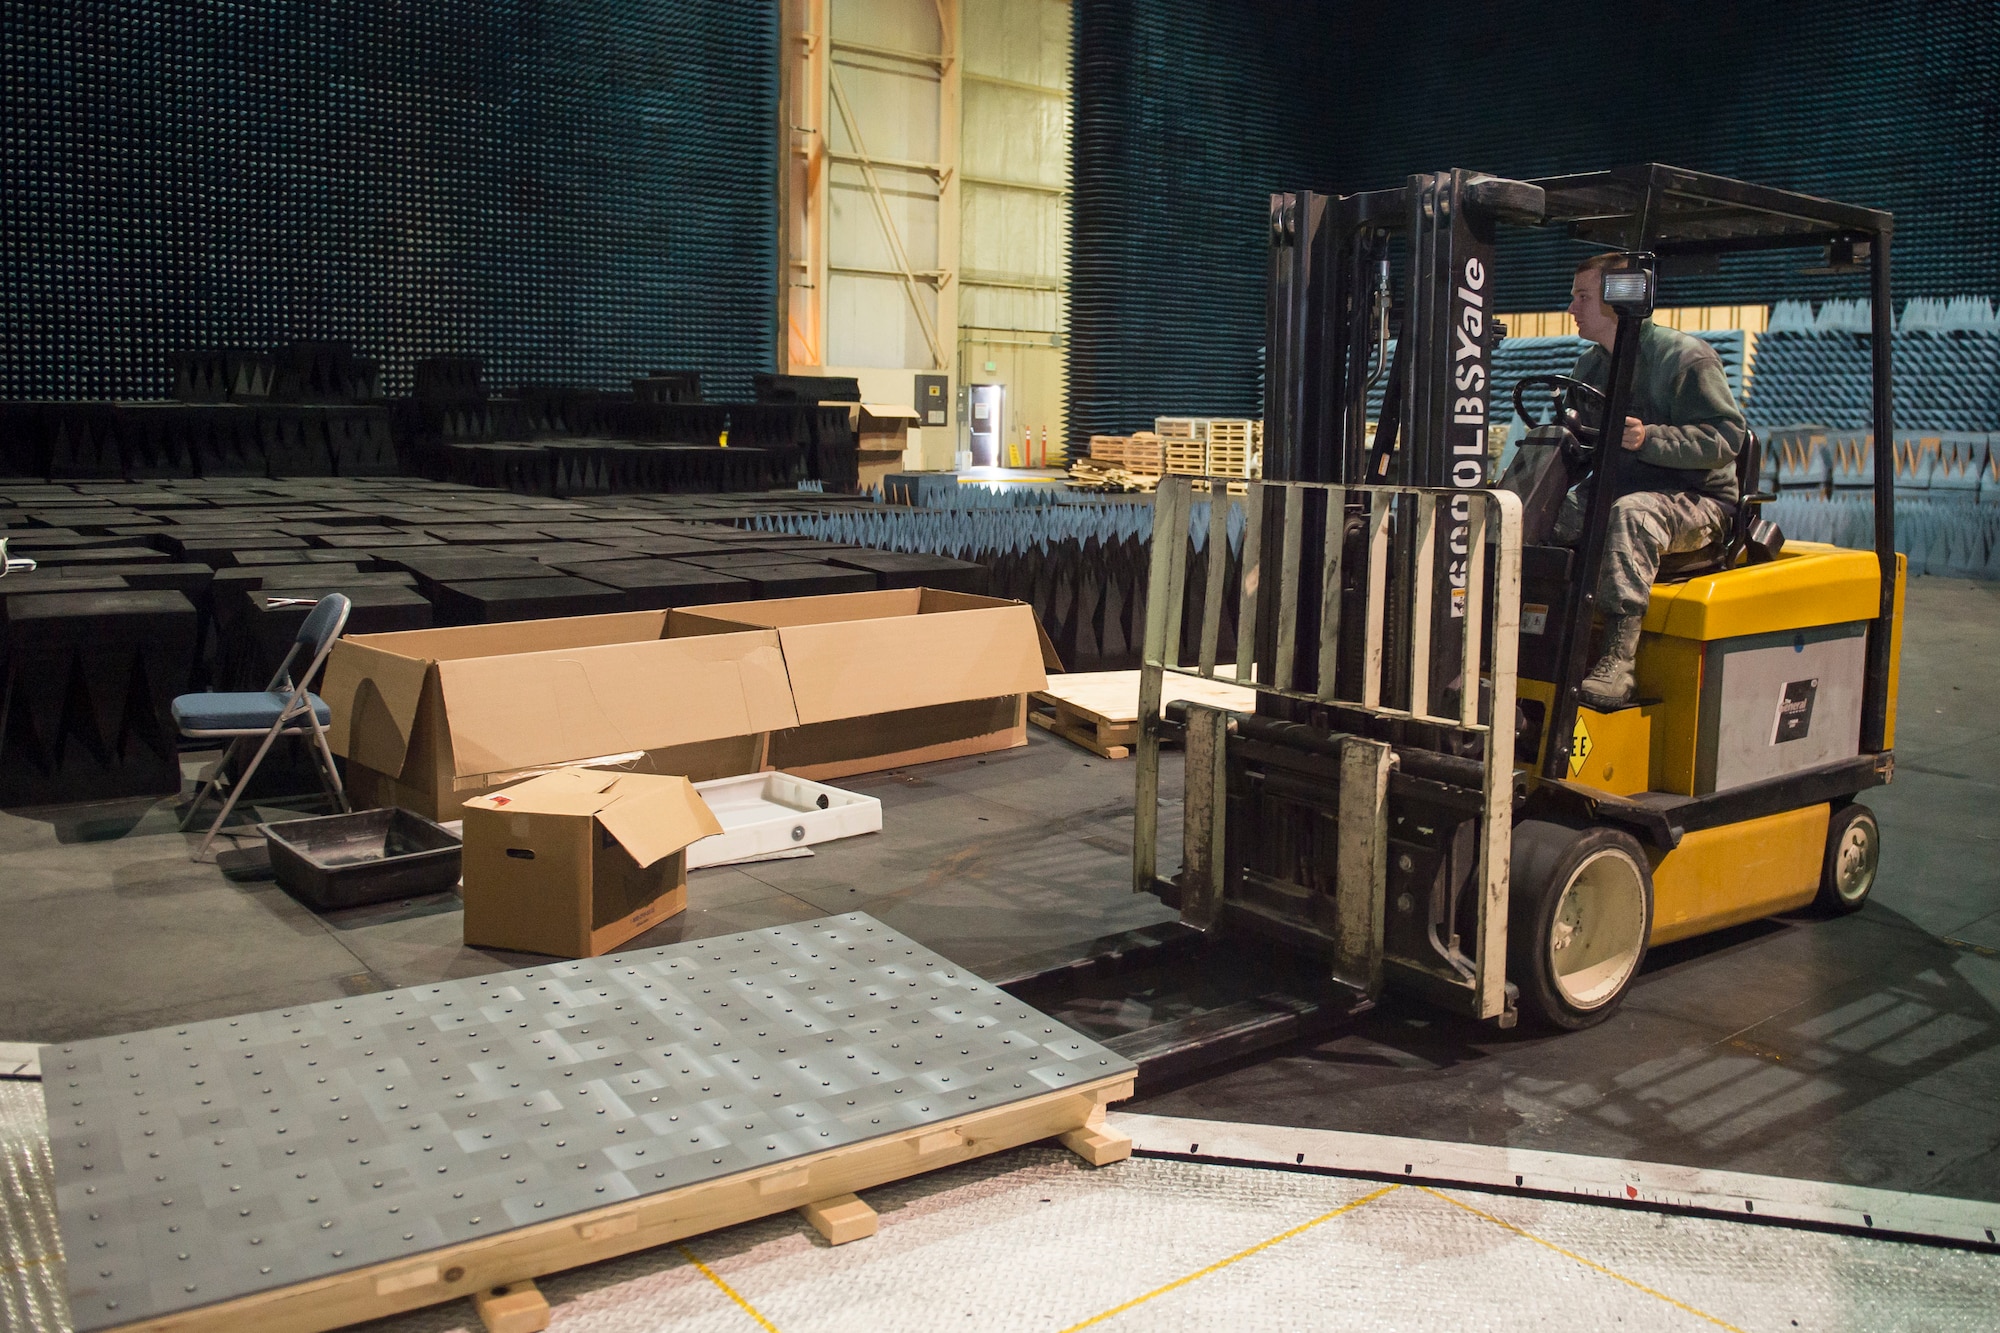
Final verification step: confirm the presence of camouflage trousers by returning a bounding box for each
[1554,488,1730,618]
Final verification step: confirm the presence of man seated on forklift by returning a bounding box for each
[1559,252,1748,709]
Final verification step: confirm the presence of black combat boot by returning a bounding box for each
[1579,614,1644,710]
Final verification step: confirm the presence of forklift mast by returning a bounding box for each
[1263,173,1547,717]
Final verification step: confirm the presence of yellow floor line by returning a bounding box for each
[1418,1187,1750,1333]
[1056,1183,1402,1331]
[677,1243,782,1333]
[0,1252,56,1273]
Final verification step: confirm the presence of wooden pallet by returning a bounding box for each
[101,1078,1133,1333]
[1132,418,1263,480]
[1030,699,1137,758]
[1206,442,1251,478]
[1163,425,1207,474]
[1031,669,1259,759]
[1205,419,1254,449]
[1087,435,1163,475]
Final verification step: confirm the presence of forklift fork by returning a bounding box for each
[1134,476,1522,1026]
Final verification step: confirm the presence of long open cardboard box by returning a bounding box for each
[320,611,798,820]
[319,590,1055,816]
[667,588,1057,779]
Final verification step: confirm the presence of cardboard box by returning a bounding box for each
[669,588,1058,780]
[320,610,799,821]
[461,767,723,958]
[855,402,921,493]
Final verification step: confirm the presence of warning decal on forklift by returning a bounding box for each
[1773,678,1818,743]
[1522,603,1549,635]
[1570,715,1592,776]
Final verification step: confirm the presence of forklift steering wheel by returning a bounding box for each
[1513,374,1608,465]
[1513,374,1606,431]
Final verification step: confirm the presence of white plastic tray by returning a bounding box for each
[685,771,883,870]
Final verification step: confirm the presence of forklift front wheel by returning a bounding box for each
[1508,821,1654,1031]
[1814,802,1879,915]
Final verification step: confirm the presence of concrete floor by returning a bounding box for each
[0,579,1995,1209]
[0,725,1183,1043]
[1135,577,2000,1203]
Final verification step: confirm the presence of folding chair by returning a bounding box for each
[173,593,352,861]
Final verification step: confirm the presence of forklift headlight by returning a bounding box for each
[1600,270,1653,312]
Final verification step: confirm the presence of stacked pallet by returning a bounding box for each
[1088,433,1165,475]
[1155,418,1209,476]
[1205,419,1256,477]
[1150,418,1259,485]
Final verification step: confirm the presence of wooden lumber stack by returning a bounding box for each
[1067,455,1159,493]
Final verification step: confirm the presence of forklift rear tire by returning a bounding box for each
[1508,821,1653,1031]
[1814,802,1879,915]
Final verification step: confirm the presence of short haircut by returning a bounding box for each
[1574,251,1628,278]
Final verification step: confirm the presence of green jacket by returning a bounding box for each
[1572,321,1746,504]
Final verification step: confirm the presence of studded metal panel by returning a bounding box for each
[43,914,1134,1331]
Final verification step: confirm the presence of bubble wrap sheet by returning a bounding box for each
[2,1079,66,1333]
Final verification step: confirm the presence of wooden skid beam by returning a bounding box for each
[1057,1103,1134,1166]
[102,1074,1134,1333]
[472,1280,549,1333]
[799,1194,878,1246]
[1058,1126,1134,1166]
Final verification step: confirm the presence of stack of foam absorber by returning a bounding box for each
[1750,297,2000,432]
[1755,296,2000,580]
[1368,332,1747,425]
[869,478,1109,510]
[747,491,1250,671]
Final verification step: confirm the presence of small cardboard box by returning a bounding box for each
[855,402,921,493]
[320,611,799,820]
[669,588,1058,779]
[461,767,723,958]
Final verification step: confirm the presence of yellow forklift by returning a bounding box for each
[1134,164,1905,1031]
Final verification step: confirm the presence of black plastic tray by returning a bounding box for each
[260,807,462,911]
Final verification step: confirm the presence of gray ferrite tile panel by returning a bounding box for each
[45,913,1132,1330]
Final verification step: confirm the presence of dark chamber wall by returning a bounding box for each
[1,2,778,401]
[1067,0,1338,451]
[1068,0,2000,442]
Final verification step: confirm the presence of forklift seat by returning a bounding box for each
[1654,429,1781,581]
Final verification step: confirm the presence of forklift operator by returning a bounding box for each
[1556,253,1748,709]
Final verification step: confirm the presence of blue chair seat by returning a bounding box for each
[172,690,332,733]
